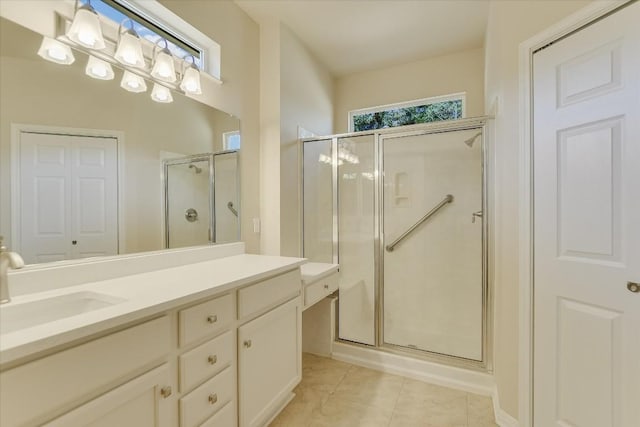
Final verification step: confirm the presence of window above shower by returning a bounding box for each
[348,92,466,132]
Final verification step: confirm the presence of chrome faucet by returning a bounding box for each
[0,236,24,304]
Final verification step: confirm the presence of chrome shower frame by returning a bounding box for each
[162,149,240,249]
[300,116,493,372]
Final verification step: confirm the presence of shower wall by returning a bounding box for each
[166,160,211,249]
[382,129,483,360]
[214,152,240,243]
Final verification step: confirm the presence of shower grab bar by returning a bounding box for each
[385,194,454,252]
[227,202,238,217]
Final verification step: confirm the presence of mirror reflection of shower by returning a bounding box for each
[163,151,239,249]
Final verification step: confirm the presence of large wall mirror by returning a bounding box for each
[0,16,241,265]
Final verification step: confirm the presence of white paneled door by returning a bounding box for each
[19,132,118,264]
[533,3,639,427]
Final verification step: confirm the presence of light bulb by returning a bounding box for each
[120,71,147,93]
[115,31,145,68]
[180,66,202,95]
[37,37,75,65]
[85,56,114,80]
[151,83,173,103]
[151,49,176,83]
[66,5,106,50]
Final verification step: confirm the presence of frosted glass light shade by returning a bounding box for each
[120,71,147,93]
[180,66,202,95]
[151,50,176,82]
[66,5,106,49]
[85,56,114,80]
[37,37,75,65]
[114,31,145,68]
[151,83,173,103]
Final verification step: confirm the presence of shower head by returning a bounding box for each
[464,132,482,148]
[189,164,202,174]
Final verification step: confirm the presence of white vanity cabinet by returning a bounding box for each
[0,316,172,426]
[237,269,302,427]
[0,259,305,427]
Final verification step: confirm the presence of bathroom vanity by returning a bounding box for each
[0,243,308,427]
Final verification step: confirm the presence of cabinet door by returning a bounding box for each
[45,364,172,427]
[238,297,301,427]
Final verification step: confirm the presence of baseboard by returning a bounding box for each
[492,386,519,427]
[332,341,495,396]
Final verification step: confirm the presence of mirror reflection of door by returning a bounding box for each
[18,131,119,264]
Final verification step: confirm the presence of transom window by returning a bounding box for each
[349,93,466,132]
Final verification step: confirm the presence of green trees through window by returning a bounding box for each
[352,99,463,132]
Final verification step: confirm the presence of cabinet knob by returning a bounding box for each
[243,340,252,348]
[208,393,218,405]
[323,283,329,290]
[207,315,218,324]
[628,281,640,293]
[160,386,172,398]
[208,355,218,365]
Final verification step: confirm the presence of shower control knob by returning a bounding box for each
[471,211,483,223]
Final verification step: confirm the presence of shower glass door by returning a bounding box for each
[382,129,484,360]
[337,135,376,346]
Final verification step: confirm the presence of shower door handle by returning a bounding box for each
[472,211,483,223]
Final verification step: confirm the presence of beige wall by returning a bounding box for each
[484,0,592,419]
[279,24,334,256]
[334,48,485,133]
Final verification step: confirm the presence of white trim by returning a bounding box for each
[493,385,520,427]
[517,2,630,426]
[10,124,126,257]
[332,341,495,396]
[347,92,467,132]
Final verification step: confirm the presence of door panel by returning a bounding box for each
[19,132,118,264]
[533,3,640,426]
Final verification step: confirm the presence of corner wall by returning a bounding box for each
[484,0,591,421]
[334,48,485,133]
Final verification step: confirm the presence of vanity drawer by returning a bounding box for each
[179,331,233,392]
[304,273,338,309]
[200,401,236,427]
[238,269,301,319]
[179,293,234,347]
[179,366,234,427]
[0,316,170,427]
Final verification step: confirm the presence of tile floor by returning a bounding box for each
[270,353,498,427]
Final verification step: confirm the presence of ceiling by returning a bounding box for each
[235,0,490,77]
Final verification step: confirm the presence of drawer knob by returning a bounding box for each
[243,340,252,348]
[160,386,172,398]
[323,283,329,290]
[207,315,218,324]
[208,355,218,365]
[208,393,218,405]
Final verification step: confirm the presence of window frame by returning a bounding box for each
[103,0,222,79]
[348,92,467,132]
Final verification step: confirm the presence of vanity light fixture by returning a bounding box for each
[151,83,173,103]
[85,55,114,80]
[120,70,147,93]
[66,0,106,50]
[37,37,75,65]
[114,19,145,69]
[151,39,177,83]
[180,56,202,95]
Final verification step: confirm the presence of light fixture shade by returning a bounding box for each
[85,56,114,80]
[67,4,106,49]
[114,31,145,68]
[151,83,173,103]
[120,71,147,93]
[151,50,176,82]
[37,37,75,65]
[180,66,202,95]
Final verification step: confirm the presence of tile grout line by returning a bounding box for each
[387,377,407,427]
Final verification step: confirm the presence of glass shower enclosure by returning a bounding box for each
[302,117,490,369]
[163,150,239,249]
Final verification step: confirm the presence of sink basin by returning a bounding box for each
[0,291,126,335]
